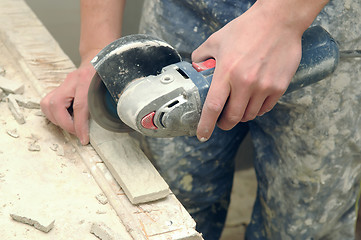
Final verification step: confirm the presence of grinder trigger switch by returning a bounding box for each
[141,112,158,130]
[192,58,216,72]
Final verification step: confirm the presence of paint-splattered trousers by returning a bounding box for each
[138,0,361,239]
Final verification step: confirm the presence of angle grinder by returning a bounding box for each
[88,26,346,138]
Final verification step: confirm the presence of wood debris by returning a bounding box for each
[50,143,58,151]
[0,76,24,94]
[49,143,65,156]
[28,141,40,152]
[12,94,41,109]
[6,94,25,124]
[6,128,19,138]
[95,193,108,205]
[90,222,122,240]
[10,213,55,233]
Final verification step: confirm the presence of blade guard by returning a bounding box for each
[88,34,181,132]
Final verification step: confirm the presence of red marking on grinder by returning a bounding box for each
[192,58,216,72]
[141,112,158,130]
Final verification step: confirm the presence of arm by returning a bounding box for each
[40,0,125,145]
[192,0,329,142]
[79,0,125,64]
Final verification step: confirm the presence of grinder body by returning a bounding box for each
[88,26,339,137]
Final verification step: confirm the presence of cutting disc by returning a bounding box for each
[88,34,181,132]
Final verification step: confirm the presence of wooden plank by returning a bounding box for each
[0,0,203,239]
[90,121,171,204]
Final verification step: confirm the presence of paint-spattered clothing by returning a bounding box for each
[139,1,361,239]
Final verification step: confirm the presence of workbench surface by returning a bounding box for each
[0,0,202,239]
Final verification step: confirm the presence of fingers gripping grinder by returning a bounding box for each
[88,26,340,138]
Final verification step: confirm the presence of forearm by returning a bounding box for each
[79,0,125,64]
[253,0,329,35]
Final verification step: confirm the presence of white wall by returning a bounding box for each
[25,0,144,66]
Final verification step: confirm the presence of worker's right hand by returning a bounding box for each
[40,59,96,145]
[192,0,328,142]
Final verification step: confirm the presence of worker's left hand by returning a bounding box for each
[192,2,304,142]
[40,61,96,145]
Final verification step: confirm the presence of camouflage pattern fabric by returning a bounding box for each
[138,1,361,239]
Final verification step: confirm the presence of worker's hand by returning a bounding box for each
[192,2,305,142]
[41,0,125,145]
[40,58,96,145]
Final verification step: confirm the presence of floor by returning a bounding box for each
[221,167,256,240]
[220,134,256,240]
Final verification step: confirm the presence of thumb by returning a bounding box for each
[191,39,215,63]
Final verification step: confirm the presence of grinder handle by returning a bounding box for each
[285,25,339,94]
[189,25,339,103]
